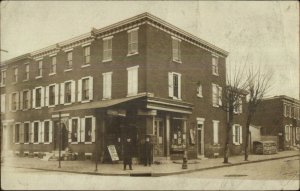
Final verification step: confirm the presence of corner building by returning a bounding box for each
[1,13,231,162]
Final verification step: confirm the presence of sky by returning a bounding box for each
[1,1,299,99]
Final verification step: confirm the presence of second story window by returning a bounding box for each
[33,87,44,108]
[233,124,242,145]
[36,88,42,108]
[66,51,73,69]
[37,60,43,77]
[1,94,5,113]
[102,72,112,99]
[49,85,55,106]
[212,56,219,76]
[84,46,90,65]
[78,77,93,102]
[212,83,222,107]
[103,37,113,62]
[13,67,18,83]
[22,90,30,110]
[127,66,139,96]
[11,92,18,111]
[50,56,56,74]
[168,72,182,99]
[172,37,181,63]
[234,97,243,114]
[65,82,72,103]
[82,78,89,100]
[24,64,29,81]
[197,83,203,98]
[0,70,6,86]
[128,28,138,55]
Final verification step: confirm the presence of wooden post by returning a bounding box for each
[58,111,61,168]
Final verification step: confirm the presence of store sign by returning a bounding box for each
[137,109,157,116]
[107,145,119,161]
[107,109,126,117]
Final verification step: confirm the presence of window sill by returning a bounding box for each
[233,143,241,146]
[85,142,93,144]
[64,68,72,72]
[212,105,219,108]
[0,84,5,87]
[71,142,78,144]
[102,97,111,100]
[102,59,112,63]
[64,102,72,106]
[48,105,55,108]
[81,64,91,68]
[127,93,138,97]
[127,52,138,57]
[81,100,91,103]
[33,143,39,144]
[24,143,29,144]
[49,73,56,76]
[15,143,20,145]
[35,107,42,110]
[197,94,203,98]
[212,73,219,76]
[35,76,42,79]
[22,109,29,111]
[44,142,51,144]
[212,143,220,146]
[172,97,182,101]
[172,59,182,64]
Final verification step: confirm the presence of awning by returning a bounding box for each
[53,93,147,113]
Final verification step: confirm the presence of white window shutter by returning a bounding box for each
[81,118,85,142]
[41,121,44,143]
[19,92,23,110]
[45,86,49,106]
[218,86,222,106]
[168,72,173,97]
[103,74,107,98]
[78,79,82,102]
[89,77,93,101]
[1,94,5,112]
[133,69,138,95]
[232,125,236,145]
[68,119,72,143]
[127,70,133,95]
[28,91,31,109]
[77,118,81,142]
[108,74,112,98]
[54,83,59,105]
[71,80,76,103]
[30,123,34,143]
[178,74,182,99]
[49,121,53,143]
[12,124,15,143]
[213,121,219,144]
[16,92,20,110]
[9,94,12,111]
[92,117,96,142]
[240,126,243,144]
[60,83,65,104]
[40,87,45,107]
[32,89,36,108]
[38,122,42,143]
[20,124,24,143]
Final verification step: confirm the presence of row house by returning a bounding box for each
[0,13,250,162]
[251,95,300,150]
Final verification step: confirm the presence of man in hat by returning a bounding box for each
[123,137,133,170]
[144,135,153,166]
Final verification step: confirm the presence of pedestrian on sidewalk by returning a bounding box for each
[144,135,153,166]
[123,137,133,170]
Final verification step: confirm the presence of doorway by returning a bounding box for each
[54,121,69,151]
[196,118,205,157]
[153,118,164,157]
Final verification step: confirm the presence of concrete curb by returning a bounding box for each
[2,154,299,177]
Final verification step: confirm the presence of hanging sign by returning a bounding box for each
[107,145,119,161]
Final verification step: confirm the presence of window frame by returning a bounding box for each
[65,51,73,71]
[212,55,219,76]
[213,120,219,145]
[13,67,18,83]
[36,60,43,78]
[127,28,139,56]
[172,36,182,63]
[102,72,112,100]
[127,65,139,97]
[24,63,30,81]
[83,45,90,66]
[33,121,40,144]
[212,83,222,107]
[0,69,6,87]
[23,122,30,144]
[14,123,21,144]
[49,56,57,75]
[103,36,113,62]
[22,90,30,110]
[64,81,72,104]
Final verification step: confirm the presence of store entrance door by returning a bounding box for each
[153,119,164,157]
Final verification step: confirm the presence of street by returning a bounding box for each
[1,156,299,190]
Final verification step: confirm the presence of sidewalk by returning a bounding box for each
[1,150,299,177]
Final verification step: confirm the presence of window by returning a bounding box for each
[1,94,5,113]
[13,67,18,82]
[14,123,20,143]
[36,88,42,108]
[212,84,222,107]
[103,37,113,61]
[50,56,56,74]
[80,116,95,143]
[11,92,18,111]
[33,87,44,108]
[25,64,29,80]
[66,51,73,69]
[285,125,290,141]
[172,37,181,62]
[0,70,6,86]
[33,122,39,143]
[103,72,112,99]
[197,84,203,98]
[213,120,219,144]
[233,124,242,145]
[296,127,300,141]
[168,72,181,99]
[65,82,72,103]
[24,122,30,143]
[44,121,50,143]
[84,46,90,65]
[71,118,79,142]
[49,85,55,106]
[234,97,243,114]
[37,60,43,77]
[212,56,219,75]
[128,28,138,55]
[284,104,288,117]
[127,66,139,96]
[78,77,93,102]
[294,107,298,119]
[289,106,292,118]
[298,107,300,120]
[85,117,92,142]
[22,90,30,110]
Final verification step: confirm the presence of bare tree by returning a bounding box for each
[244,67,272,161]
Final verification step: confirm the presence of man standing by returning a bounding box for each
[144,136,153,166]
[123,137,133,170]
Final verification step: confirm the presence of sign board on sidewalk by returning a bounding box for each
[107,145,119,161]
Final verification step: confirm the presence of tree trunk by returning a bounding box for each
[244,113,252,161]
[224,111,233,163]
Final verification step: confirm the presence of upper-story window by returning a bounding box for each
[212,56,219,76]
[37,60,43,78]
[284,104,288,117]
[289,105,292,118]
[128,28,138,55]
[33,87,44,108]
[234,97,243,114]
[83,46,90,65]
[78,77,93,102]
[212,83,222,107]
[50,56,56,74]
[103,36,113,62]
[11,92,19,111]
[298,107,300,120]
[66,51,73,70]
[13,67,18,83]
[22,90,30,110]
[65,82,72,103]
[59,81,75,105]
[24,64,29,81]
[102,72,112,99]
[127,66,139,96]
[49,85,55,106]
[197,83,203,98]
[233,124,242,145]
[36,88,42,108]
[168,72,182,100]
[0,70,6,86]
[172,37,181,63]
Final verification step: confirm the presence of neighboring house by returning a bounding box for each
[0,13,231,161]
[251,95,300,151]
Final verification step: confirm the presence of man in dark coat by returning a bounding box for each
[144,136,153,166]
[123,138,133,170]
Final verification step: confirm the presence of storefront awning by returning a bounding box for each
[53,93,147,113]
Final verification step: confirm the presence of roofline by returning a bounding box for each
[1,12,228,65]
[262,95,300,104]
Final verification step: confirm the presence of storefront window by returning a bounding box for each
[171,119,186,150]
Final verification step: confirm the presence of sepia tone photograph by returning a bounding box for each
[0,1,299,190]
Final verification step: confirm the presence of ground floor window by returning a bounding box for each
[233,124,242,145]
[171,119,186,150]
[71,118,79,142]
[14,123,20,143]
[44,121,50,143]
[85,117,92,142]
[24,123,30,143]
[296,127,300,141]
[213,120,219,144]
[34,122,39,143]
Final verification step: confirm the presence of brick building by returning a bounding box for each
[0,13,248,162]
[251,95,300,150]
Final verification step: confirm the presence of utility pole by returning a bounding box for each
[58,111,61,168]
